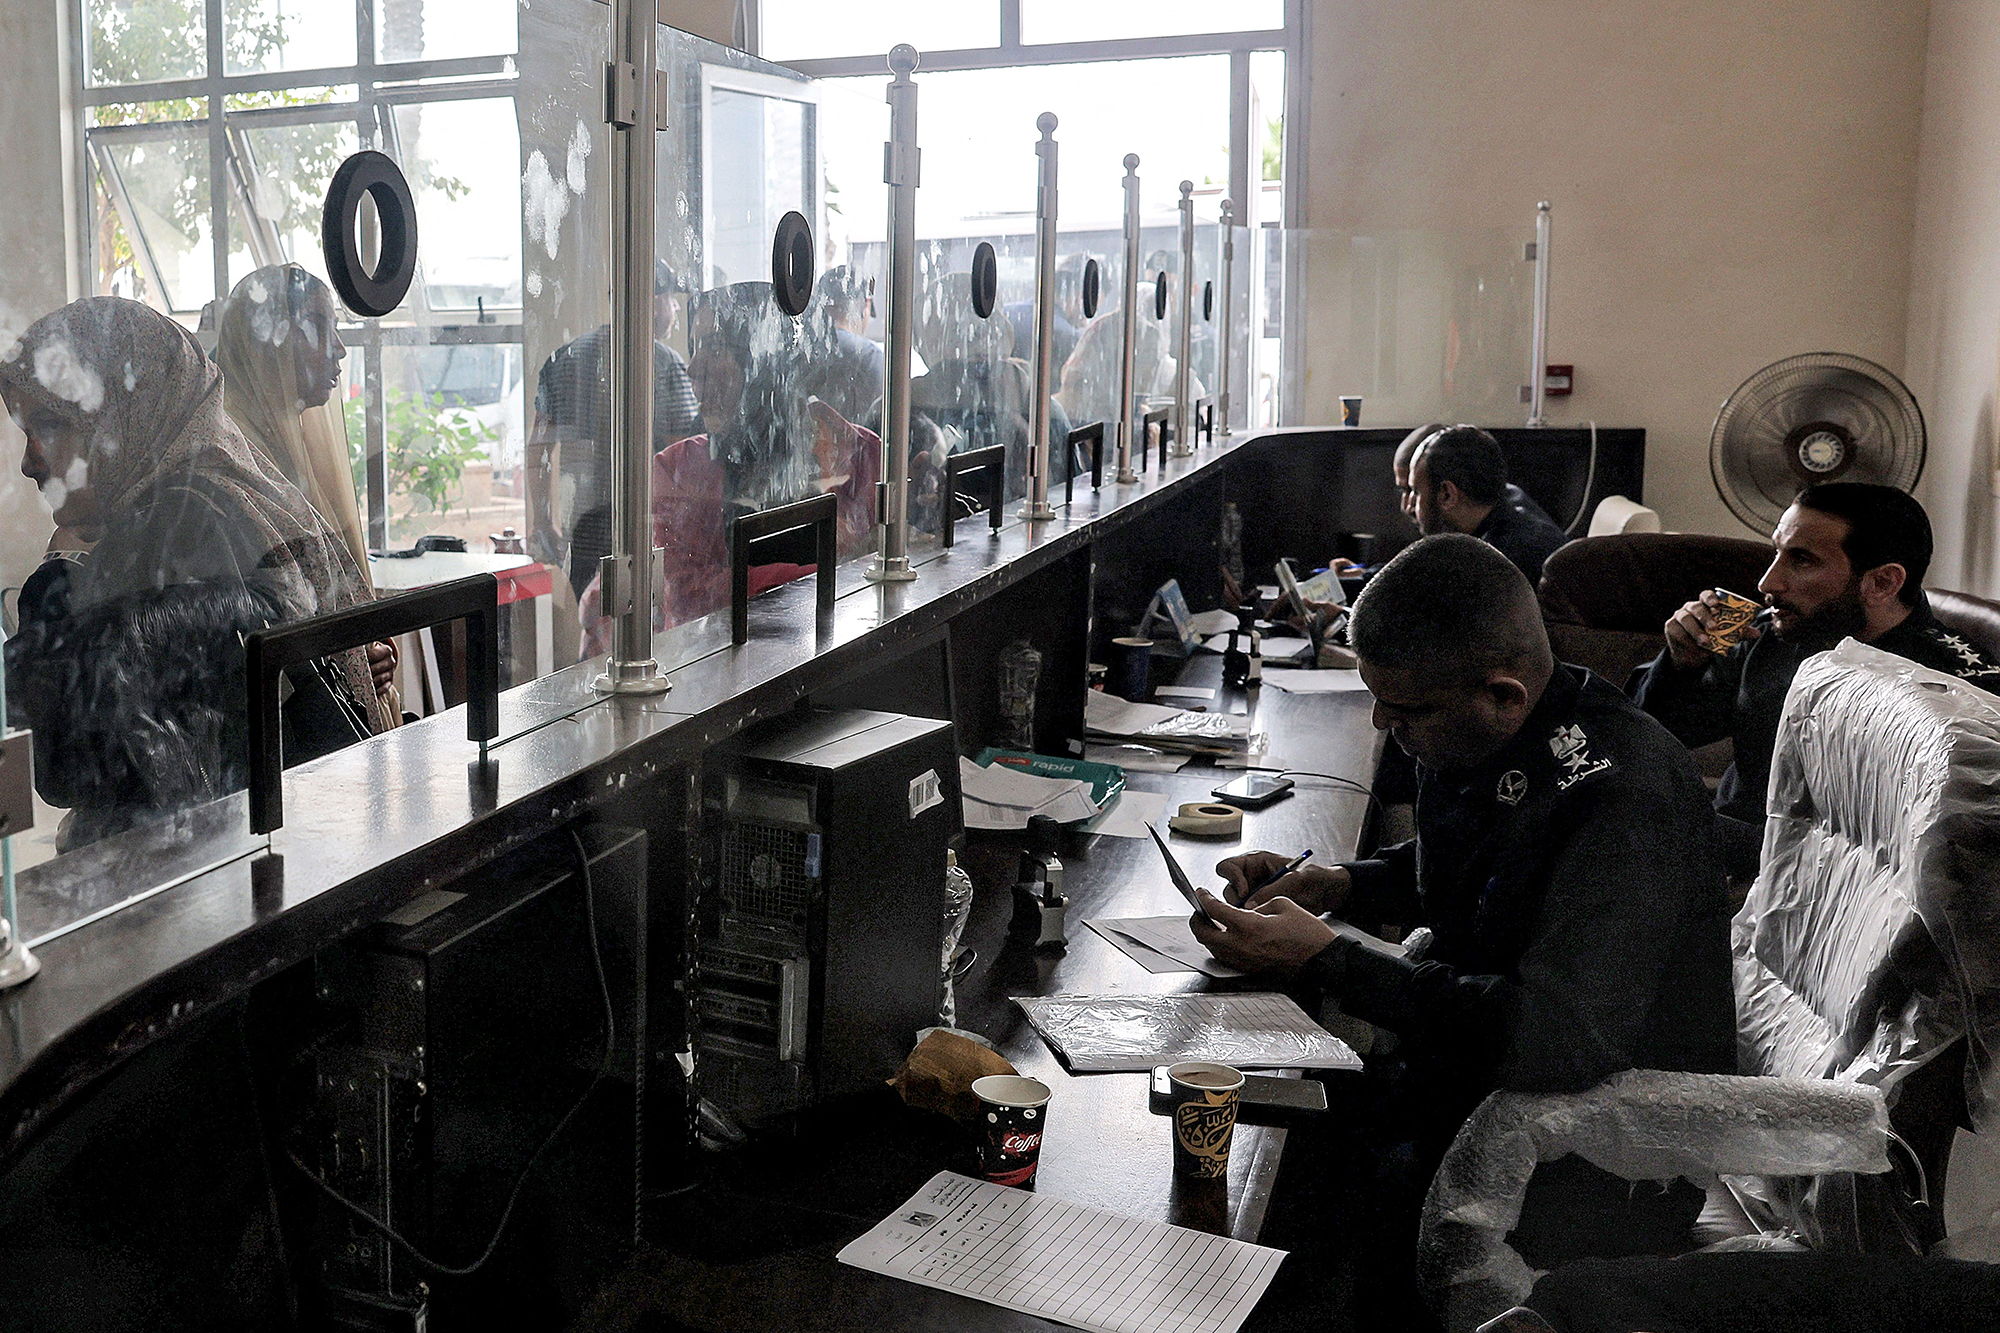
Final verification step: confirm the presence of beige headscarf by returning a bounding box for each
[217,265,371,577]
[0,295,383,734]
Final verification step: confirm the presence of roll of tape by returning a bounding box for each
[1167,802,1243,838]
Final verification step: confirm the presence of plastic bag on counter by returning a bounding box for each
[1012,992,1362,1073]
[1737,640,2000,1131]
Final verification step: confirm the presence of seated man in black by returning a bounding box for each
[1411,424,1570,583]
[1631,482,2000,880]
[1333,423,1557,574]
[1192,535,1734,1309]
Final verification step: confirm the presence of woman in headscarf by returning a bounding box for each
[217,264,397,729]
[2,296,385,849]
[576,282,883,656]
[216,264,368,571]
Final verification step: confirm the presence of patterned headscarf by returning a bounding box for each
[0,296,380,731]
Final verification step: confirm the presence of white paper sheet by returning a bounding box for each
[837,1172,1286,1333]
[1015,992,1364,1073]
[1082,788,1169,839]
[1088,915,1247,977]
[1201,633,1314,658]
[1188,608,1243,636]
[1259,667,1373,694]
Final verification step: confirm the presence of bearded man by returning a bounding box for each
[1632,482,2000,878]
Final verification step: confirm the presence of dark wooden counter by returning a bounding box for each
[0,418,1624,1184]
[583,663,1381,1333]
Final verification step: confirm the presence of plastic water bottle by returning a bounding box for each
[940,849,976,1028]
[1219,501,1245,588]
[998,639,1042,751]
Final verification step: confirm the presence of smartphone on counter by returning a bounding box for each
[1210,774,1295,809]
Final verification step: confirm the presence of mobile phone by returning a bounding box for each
[1210,774,1295,810]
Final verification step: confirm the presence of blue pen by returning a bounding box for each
[1243,849,1314,901]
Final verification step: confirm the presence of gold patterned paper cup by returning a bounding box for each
[1706,589,1762,656]
[1167,1062,1245,1180]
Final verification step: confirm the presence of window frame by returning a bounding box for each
[749,0,1307,231]
[68,0,526,552]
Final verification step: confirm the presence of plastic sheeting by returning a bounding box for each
[1418,1071,1890,1333]
[1012,993,1362,1073]
[1738,640,2000,1130]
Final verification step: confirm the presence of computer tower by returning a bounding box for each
[299,823,646,1331]
[695,708,960,1130]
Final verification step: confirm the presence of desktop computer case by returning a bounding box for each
[695,708,959,1129]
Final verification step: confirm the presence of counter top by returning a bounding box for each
[0,428,1345,1164]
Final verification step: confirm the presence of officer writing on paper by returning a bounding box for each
[1190,536,1735,1259]
[1632,482,2000,880]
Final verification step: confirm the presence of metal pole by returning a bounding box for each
[1171,180,1195,458]
[595,0,668,693]
[1527,200,1551,428]
[1217,198,1234,438]
[1114,154,1141,485]
[867,44,921,582]
[1022,112,1059,521]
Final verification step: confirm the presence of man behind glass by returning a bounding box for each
[525,259,703,601]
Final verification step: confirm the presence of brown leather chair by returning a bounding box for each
[1537,533,1771,690]
[1930,588,2000,665]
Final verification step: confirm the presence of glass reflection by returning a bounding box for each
[574,283,883,654]
[2,298,390,851]
[910,258,1071,505]
[527,261,703,603]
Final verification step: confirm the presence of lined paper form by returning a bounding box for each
[1015,993,1363,1073]
[838,1172,1285,1333]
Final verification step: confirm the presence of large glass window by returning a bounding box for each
[1019,0,1284,45]
[759,0,998,64]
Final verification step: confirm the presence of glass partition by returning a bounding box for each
[1189,215,1221,432]
[1269,227,1532,429]
[558,27,897,669]
[0,0,605,923]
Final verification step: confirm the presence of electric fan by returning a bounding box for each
[1709,352,1925,536]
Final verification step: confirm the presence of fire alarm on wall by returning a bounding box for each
[1545,365,1574,396]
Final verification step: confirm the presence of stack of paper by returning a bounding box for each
[1085,690,1253,756]
[959,755,1101,830]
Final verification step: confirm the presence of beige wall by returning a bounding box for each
[658,0,735,46]
[1903,0,2000,597]
[0,0,68,606]
[1300,0,1931,538]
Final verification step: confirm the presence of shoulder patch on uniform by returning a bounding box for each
[1548,721,1614,791]
[1496,770,1528,805]
[1932,630,2000,680]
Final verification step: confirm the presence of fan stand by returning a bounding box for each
[1783,420,1857,484]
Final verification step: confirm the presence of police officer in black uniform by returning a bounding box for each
[1410,424,1572,584]
[1194,535,1735,1317]
[1632,482,2000,881]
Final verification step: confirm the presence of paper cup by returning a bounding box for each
[1339,396,1363,427]
[1167,1062,1244,1180]
[973,1074,1051,1187]
[1108,637,1153,702]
